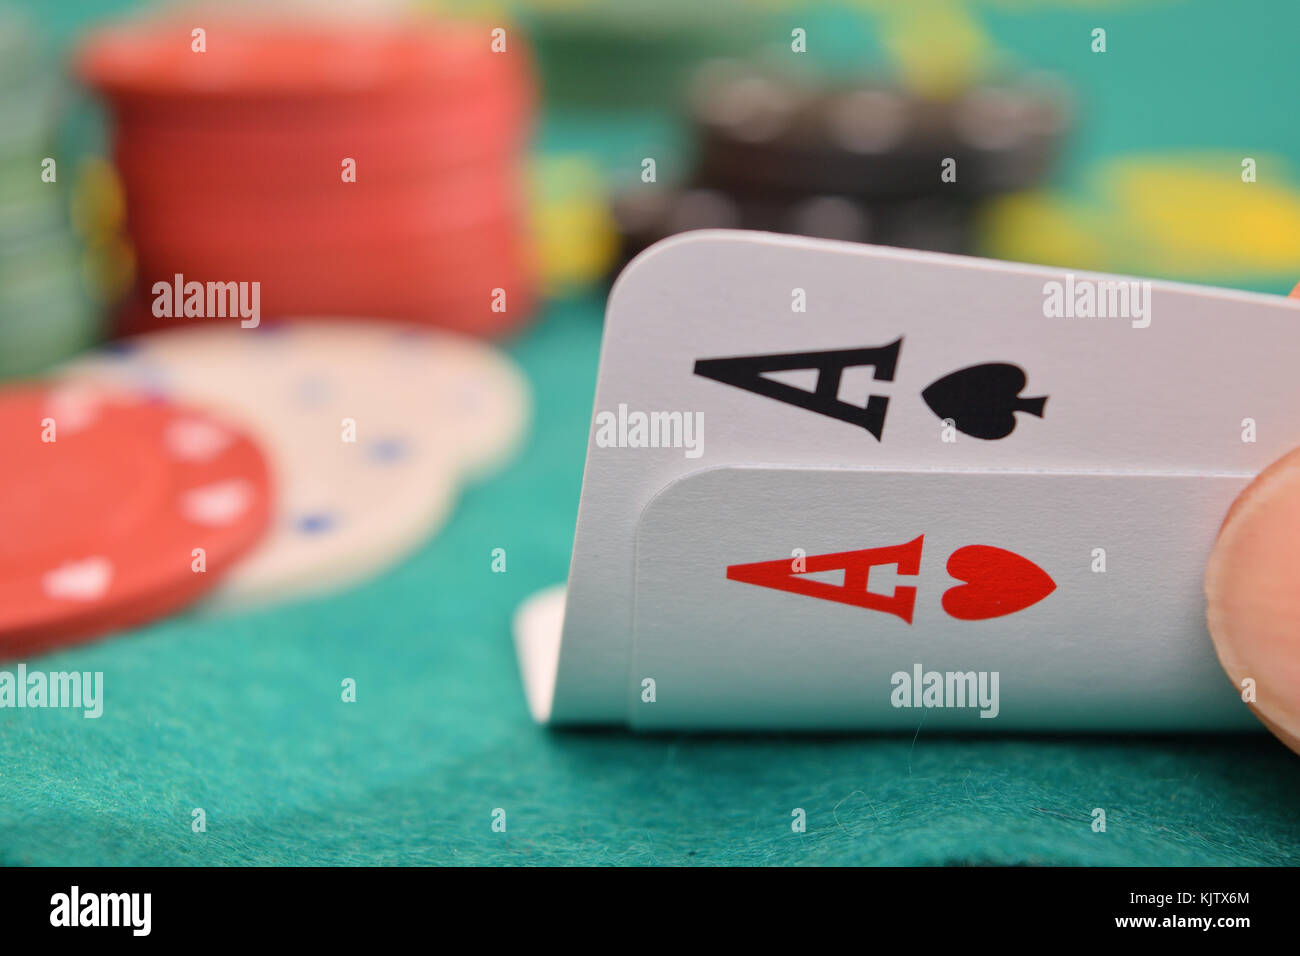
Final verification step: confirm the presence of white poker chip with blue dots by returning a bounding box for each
[61,320,529,609]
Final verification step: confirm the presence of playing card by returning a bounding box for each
[527,230,1297,725]
[629,465,1256,730]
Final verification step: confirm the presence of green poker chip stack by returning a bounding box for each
[0,6,99,380]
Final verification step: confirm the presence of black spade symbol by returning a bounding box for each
[921,363,1047,440]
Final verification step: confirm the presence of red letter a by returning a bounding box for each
[725,535,924,623]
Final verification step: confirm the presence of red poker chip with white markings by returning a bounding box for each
[0,383,271,655]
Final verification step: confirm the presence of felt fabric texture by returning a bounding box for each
[5,0,1300,867]
[3,297,1300,867]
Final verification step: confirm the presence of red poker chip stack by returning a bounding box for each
[76,17,537,337]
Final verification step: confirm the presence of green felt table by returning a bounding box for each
[3,292,1298,867]
[3,0,1300,867]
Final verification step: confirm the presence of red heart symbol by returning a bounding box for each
[942,545,1056,621]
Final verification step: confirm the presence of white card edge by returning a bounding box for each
[611,229,1300,312]
[512,583,568,724]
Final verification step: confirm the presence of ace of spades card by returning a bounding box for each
[514,230,1300,729]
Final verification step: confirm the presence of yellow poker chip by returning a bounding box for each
[69,157,125,239]
[530,154,619,293]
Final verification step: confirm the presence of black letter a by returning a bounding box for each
[693,339,901,440]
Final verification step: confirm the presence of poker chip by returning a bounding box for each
[107,82,533,195]
[122,163,528,251]
[114,228,536,337]
[613,188,978,265]
[0,153,64,242]
[608,61,1071,268]
[61,320,529,609]
[529,153,619,295]
[0,276,99,381]
[78,19,513,101]
[0,13,101,381]
[0,7,39,90]
[77,16,538,337]
[0,383,272,656]
[690,64,1070,201]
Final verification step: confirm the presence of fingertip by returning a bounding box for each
[1205,446,1300,755]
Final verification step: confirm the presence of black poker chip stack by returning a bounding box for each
[613,62,1071,265]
